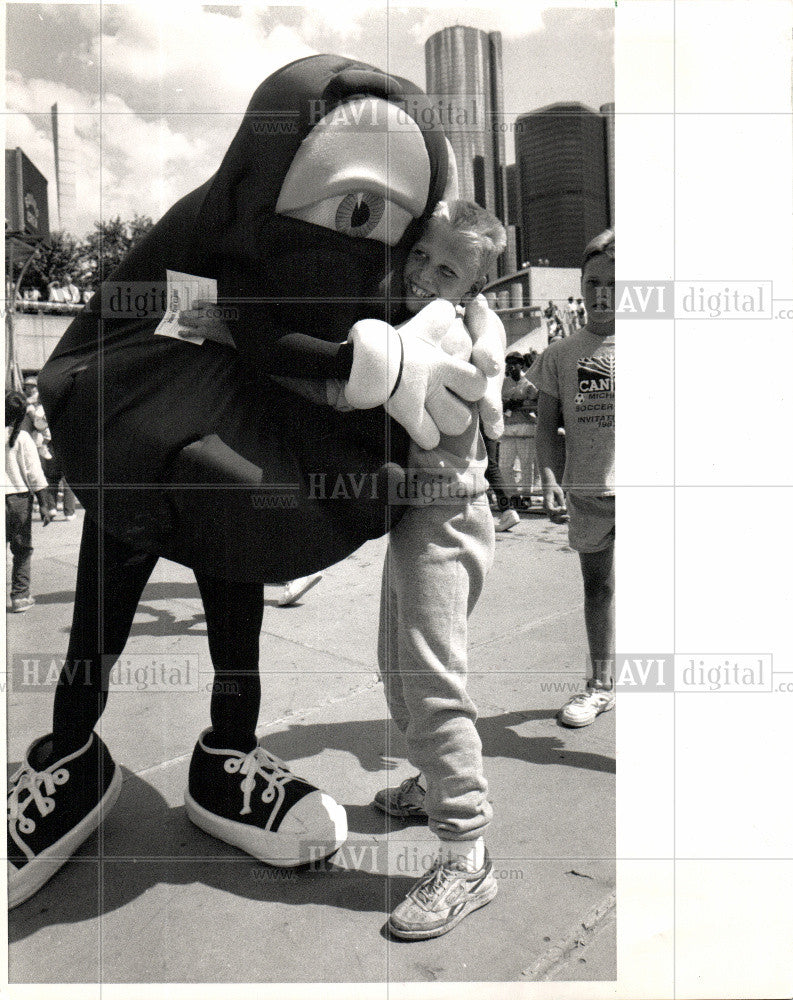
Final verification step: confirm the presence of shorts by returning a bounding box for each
[566,492,615,554]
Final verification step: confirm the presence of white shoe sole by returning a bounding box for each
[8,764,123,910]
[277,574,322,607]
[558,699,616,728]
[184,789,347,867]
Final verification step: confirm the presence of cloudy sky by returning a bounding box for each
[5,2,614,238]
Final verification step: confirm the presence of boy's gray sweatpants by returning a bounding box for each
[378,494,495,841]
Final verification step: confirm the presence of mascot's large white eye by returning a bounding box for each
[335,192,384,238]
[282,194,413,245]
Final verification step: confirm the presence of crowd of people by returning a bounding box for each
[15,275,94,312]
[543,294,588,341]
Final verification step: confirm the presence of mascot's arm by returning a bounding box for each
[344,300,487,451]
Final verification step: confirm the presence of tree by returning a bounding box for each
[80,214,154,291]
[10,214,155,296]
[12,231,82,296]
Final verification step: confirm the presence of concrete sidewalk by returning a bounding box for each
[6,507,615,985]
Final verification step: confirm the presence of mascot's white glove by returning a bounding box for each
[464,294,507,440]
[345,300,487,450]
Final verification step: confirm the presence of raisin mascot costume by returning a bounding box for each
[8,55,491,909]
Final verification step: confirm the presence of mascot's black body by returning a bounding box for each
[8,56,458,909]
[40,54,450,581]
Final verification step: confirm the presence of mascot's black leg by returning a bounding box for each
[194,572,264,753]
[184,577,348,867]
[52,513,159,755]
[8,514,156,909]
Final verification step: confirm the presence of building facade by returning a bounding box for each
[425,25,513,274]
[515,102,609,269]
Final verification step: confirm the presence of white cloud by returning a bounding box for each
[90,6,316,114]
[5,8,321,236]
[298,2,381,42]
[6,71,220,237]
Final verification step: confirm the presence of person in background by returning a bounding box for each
[575,297,586,330]
[22,377,76,520]
[63,275,82,305]
[499,353,538,499]
[6,391,55,612]
[482,421,520,532]
[563,295,579,337]
[533,229,615,728]
[22,376,52,467]
[47,279,66,304]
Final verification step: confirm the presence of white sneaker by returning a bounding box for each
[278,574,322,607]
[558,686,615,727]
[495,509,520,532]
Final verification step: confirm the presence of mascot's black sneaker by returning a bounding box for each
[7,733,123,909]
[184,729,347,867]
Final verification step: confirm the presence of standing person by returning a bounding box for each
[6,392,55,612]
[372,199,506,939]
[500,353,538,497]
[47,279,65,304]
[63,275,82,305]
[483,423,520,532]
[533,230,615,727]
[542,300,562,339]
[562,295,577,336]
[22,377,76,519]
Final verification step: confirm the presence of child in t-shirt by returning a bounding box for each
[6,391,55,613]
[532,229,615,728]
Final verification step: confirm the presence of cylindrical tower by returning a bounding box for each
[425,26,513,274]
[515,102,609,269]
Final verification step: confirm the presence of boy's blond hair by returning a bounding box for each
[430,199,507,283]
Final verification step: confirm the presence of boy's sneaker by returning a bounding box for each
[184,729,347,867]
[495,509,520,532]
[10,596,35,613]
[558,686,616,728]
[388,851,498,940]
[373,774,428,821]
[277,574,322,607]
[7,732,123,909]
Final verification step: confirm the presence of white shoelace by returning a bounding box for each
[414,860,457,905]
[7,763,70,859]
[223,746,295,820]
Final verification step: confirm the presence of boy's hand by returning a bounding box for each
[465,295,505,377]
[464,295,506,438]
[542,484,567,518]
[178,300,236,347]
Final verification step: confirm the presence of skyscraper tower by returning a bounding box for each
[600,102,615,226]
[425,25,513,274]
[50,102,78,234]
[515,102,609,269]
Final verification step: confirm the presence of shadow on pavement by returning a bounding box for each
[259,712,615,782]
[8,767,415,944]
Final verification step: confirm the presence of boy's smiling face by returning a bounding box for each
[403,216,483,315]
[581,251,616,335]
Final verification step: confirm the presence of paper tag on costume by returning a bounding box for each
[154,270,217,345]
